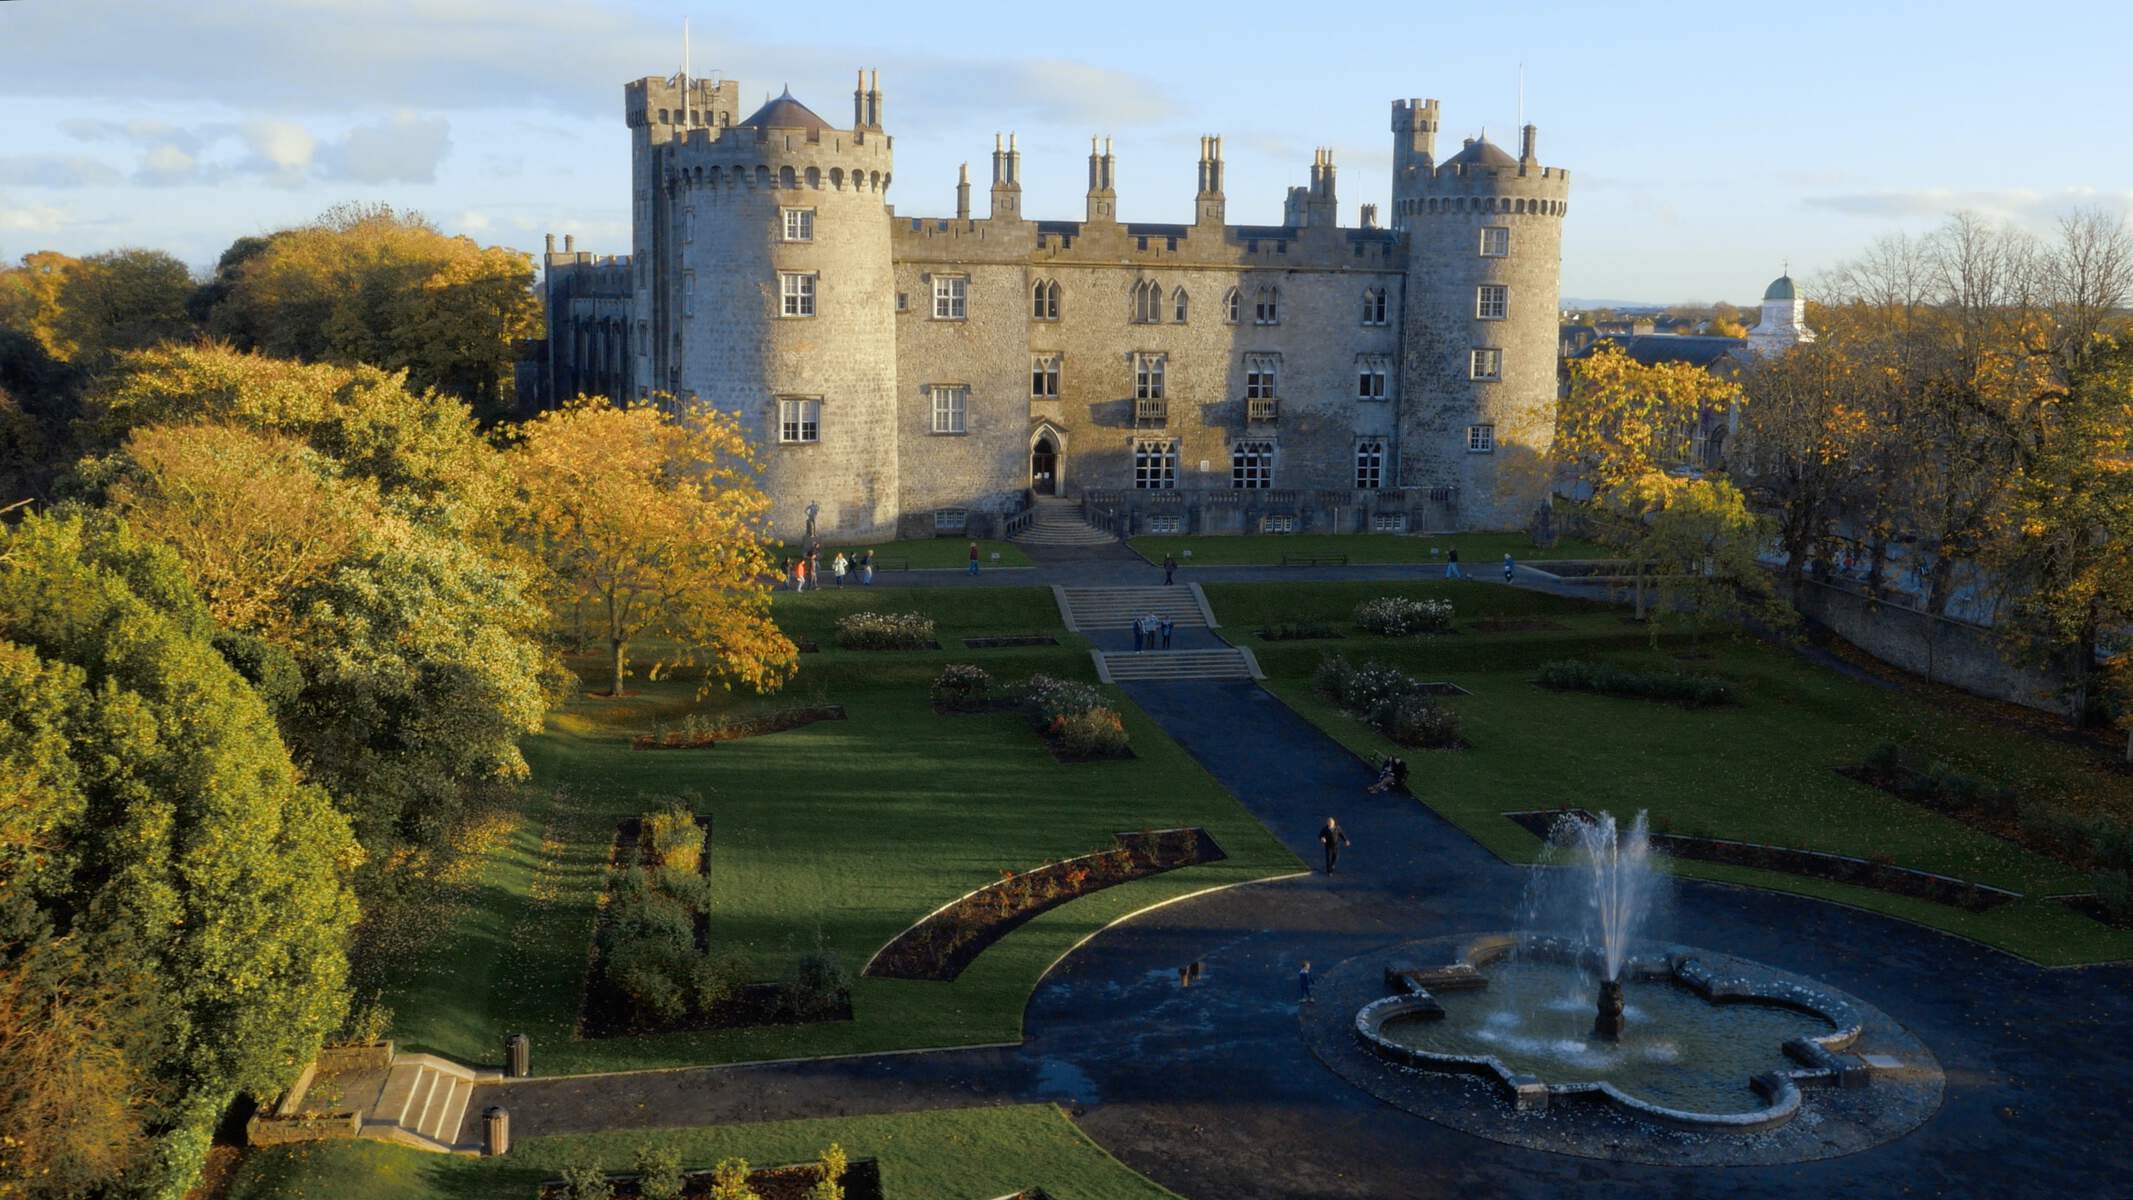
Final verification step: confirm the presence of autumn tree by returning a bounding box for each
[204,205,540,422]
[510,396,795,697]
[1623,474,1786,646]
[0,510,358,1198]
[1733,337,1879,601]
[50,248,198,371]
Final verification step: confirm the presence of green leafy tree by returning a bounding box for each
[559,1161,614,1200]
[633,1145,686,1200]
[0,510,358,1199]
[808,1143,850,1200]
[1624,475,1788,646]
[709,1159,761,1200]
[49,248,198,372]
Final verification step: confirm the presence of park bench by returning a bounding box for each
[1281,553,1349,567]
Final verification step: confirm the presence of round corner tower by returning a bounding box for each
[1390,102,1569,531]
[637,73,900,542]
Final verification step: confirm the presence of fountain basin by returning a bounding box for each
[1355,935,1876,1133]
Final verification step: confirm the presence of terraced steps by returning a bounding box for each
[1013,499,1118,545]
[1095,647,1263,683]
[366,1054,484,1153]
[1054,585,1216,631]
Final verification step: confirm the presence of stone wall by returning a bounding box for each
[1793,578,2074,715]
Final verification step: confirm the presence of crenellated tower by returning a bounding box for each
[646,73,900,540]
[627,72,742,399]
[1392,107,1569,529]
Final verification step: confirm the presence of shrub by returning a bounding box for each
[784,949,852,1015]
[931,663,994,710]
[1534,658,1735,707]
[1353,595,1455,637]
[1020,673,1106,729]
[644,800,704,872]
[1312,653,1356,699]
[834,610,936,650]
[1054,706,1131,758]
[601,871,696,950]
[605,936,694,1025]
[710,1159,761,1200]
[1862,740,1904,776]
[1379,693,1463,748]
[634,1147,686,1200]
[1259,621,1338,641]
[810,1143,850,1200]
[2093,869,2133,925]
[560,1161,614,1200]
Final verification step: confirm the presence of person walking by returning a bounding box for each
[861,549,875,586]
[808,547,822,588]
[1159,616,1174,650]
[1503,552,1515,584]
[967,540,981,576]
[1132,615,1145,653]
[780,557,794,590]
[1298,960,1315,1005]
[1445,546,1463,581]
[1318,816,1351,874]
[794,557,809,592]
[833,552,850,588]
[1162,553,1178,586]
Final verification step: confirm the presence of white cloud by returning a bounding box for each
[138,145,199,186]
[1805,187,2133,225]
[326,112,452,184]
[0,155,125,188]
[244,120,320,186]
[0,196,73,235]
[453,209,491,232]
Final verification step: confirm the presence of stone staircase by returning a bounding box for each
[365,1053,484,1152]
[1053,584,1215,631]
[1014,497,1118,546]
[1096,646,1262,683]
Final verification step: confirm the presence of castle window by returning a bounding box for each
[778,398,821,443]
[638,321,648,356]
[1223,287,1241,324]
[1134,439,1178,489]
[685,207,695,242]
[1355,439,1386,490]
[1356,357,1389,401]
[1475,285,1508,320]
[782,208,814,241]
[1373,511,1406,532]
[1361,287,1387,326]
[1031,354,1061,399]
[779,272,816,318]
[934,508,969,532]
[1032,279,1060,320]
[896,292,908,312]
[1132,279,1163,323]
[1245,355,1278,400]
[1134,353,1166,402]
[1146,514,1181,535]
[1231,441,1274,489]
[928,385,968,435]
[1467,424,1496,453]
[1254,285,1280,325]
[932,275,967,320]
[1173,288,1189,323]
[1480,226,1510,257]
[1470,348,1503,380]
[684,270,697,317]
[1263,514,1296,533]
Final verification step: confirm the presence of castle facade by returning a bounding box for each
[532,70,1571,542]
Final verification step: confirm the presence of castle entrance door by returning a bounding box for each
[1032,436,1058,494]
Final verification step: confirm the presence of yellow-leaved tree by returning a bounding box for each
[510,396,795,697]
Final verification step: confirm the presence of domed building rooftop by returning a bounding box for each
[1763,275,1797,302]
[739,87,835,132]
[1442,136,1517,169]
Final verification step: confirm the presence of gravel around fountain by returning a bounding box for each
[1300,933,1944,1167]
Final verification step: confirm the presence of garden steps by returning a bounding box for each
[1053,584,1218,631]
[1014,499,1118,546]
[1095,647,1262,683]
[361,1052,493,1154]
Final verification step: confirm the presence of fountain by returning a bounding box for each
[1557,810,1655,1040]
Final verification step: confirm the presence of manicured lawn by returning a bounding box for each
[1213,579,2133,967]
[773,536,1032,570]
[370,586,1302,1074]
[1129,531,1613,567]
[226,1105,1177,1200]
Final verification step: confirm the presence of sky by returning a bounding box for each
[2,0,2129,305]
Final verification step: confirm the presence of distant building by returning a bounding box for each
[1744,273,1815,357]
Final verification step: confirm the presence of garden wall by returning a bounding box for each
[1792,579,2072,717]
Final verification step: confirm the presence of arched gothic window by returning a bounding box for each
[1223,287,1241,324]
[1132,279,1164,323]
[1032,278,1060,320]
[1172,288,1189,323]
[1361,287,1387,326]
[1253,285,1280,325]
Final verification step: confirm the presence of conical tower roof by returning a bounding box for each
[739,87,835,132]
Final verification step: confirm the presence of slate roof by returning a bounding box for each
[1764,275,1797,301]
[739,88,834,132]
[1570,334,1747,368]
[1442,138,1518,169]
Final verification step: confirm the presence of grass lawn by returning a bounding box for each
[226,1105,1176,1200]
[369,586,1302,1074]
[1210,579,2133,967]
[772,536,1032,570]
[1128,531,1613,567]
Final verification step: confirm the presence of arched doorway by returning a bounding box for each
[1031,435,1059,495]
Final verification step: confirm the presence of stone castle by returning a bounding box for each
[529,69,1570,541]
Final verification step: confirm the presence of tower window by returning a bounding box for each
[779,272,816,317]
[1231,440,1274,489]
[1032,278,1060,320]
[1133,439,1178,489]
[1031,354,1061,399]
[782,208,814,241]
[932,275,967,320]
[1361,287,1388,326]
[685,207,695,243]
[1356,357,1389,401]
[1173,287,1190,323]
[1475,285,1508,320]
[1355,440,1385,490]
[778,398,821,443]
[1254,285,1280,325]
[1480,226,1510,257]
[684,270,697,317]
[1132,279,1164,323]
[1470,348,1503,380]
[928,385,968,435]
[1134,353,1166,401]
[1245,355,1279,400]
[1467,424,1496,453]
[1223,287,1241,324]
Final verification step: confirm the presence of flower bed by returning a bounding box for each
[1258,621,1342,641]
[1469,617,1568,634]
[1312,655,1467,749]
[833,610,939,650]
[1353,596,1455,637]
[632,705,847,750]
[1013,673,1132,761]
[540,1156,883,1200]
[930,664,994,713]
[962,633,1059,649]
[863,828,1226,981]
[580,802,852,1037]
[1534,658,1736,708]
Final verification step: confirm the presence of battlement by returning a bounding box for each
[627,75,742,130]
[888,207,1404,271]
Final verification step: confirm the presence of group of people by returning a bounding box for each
[782,546,876,590]
[1130,612,1177,651]
[1440,548,1518,583]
